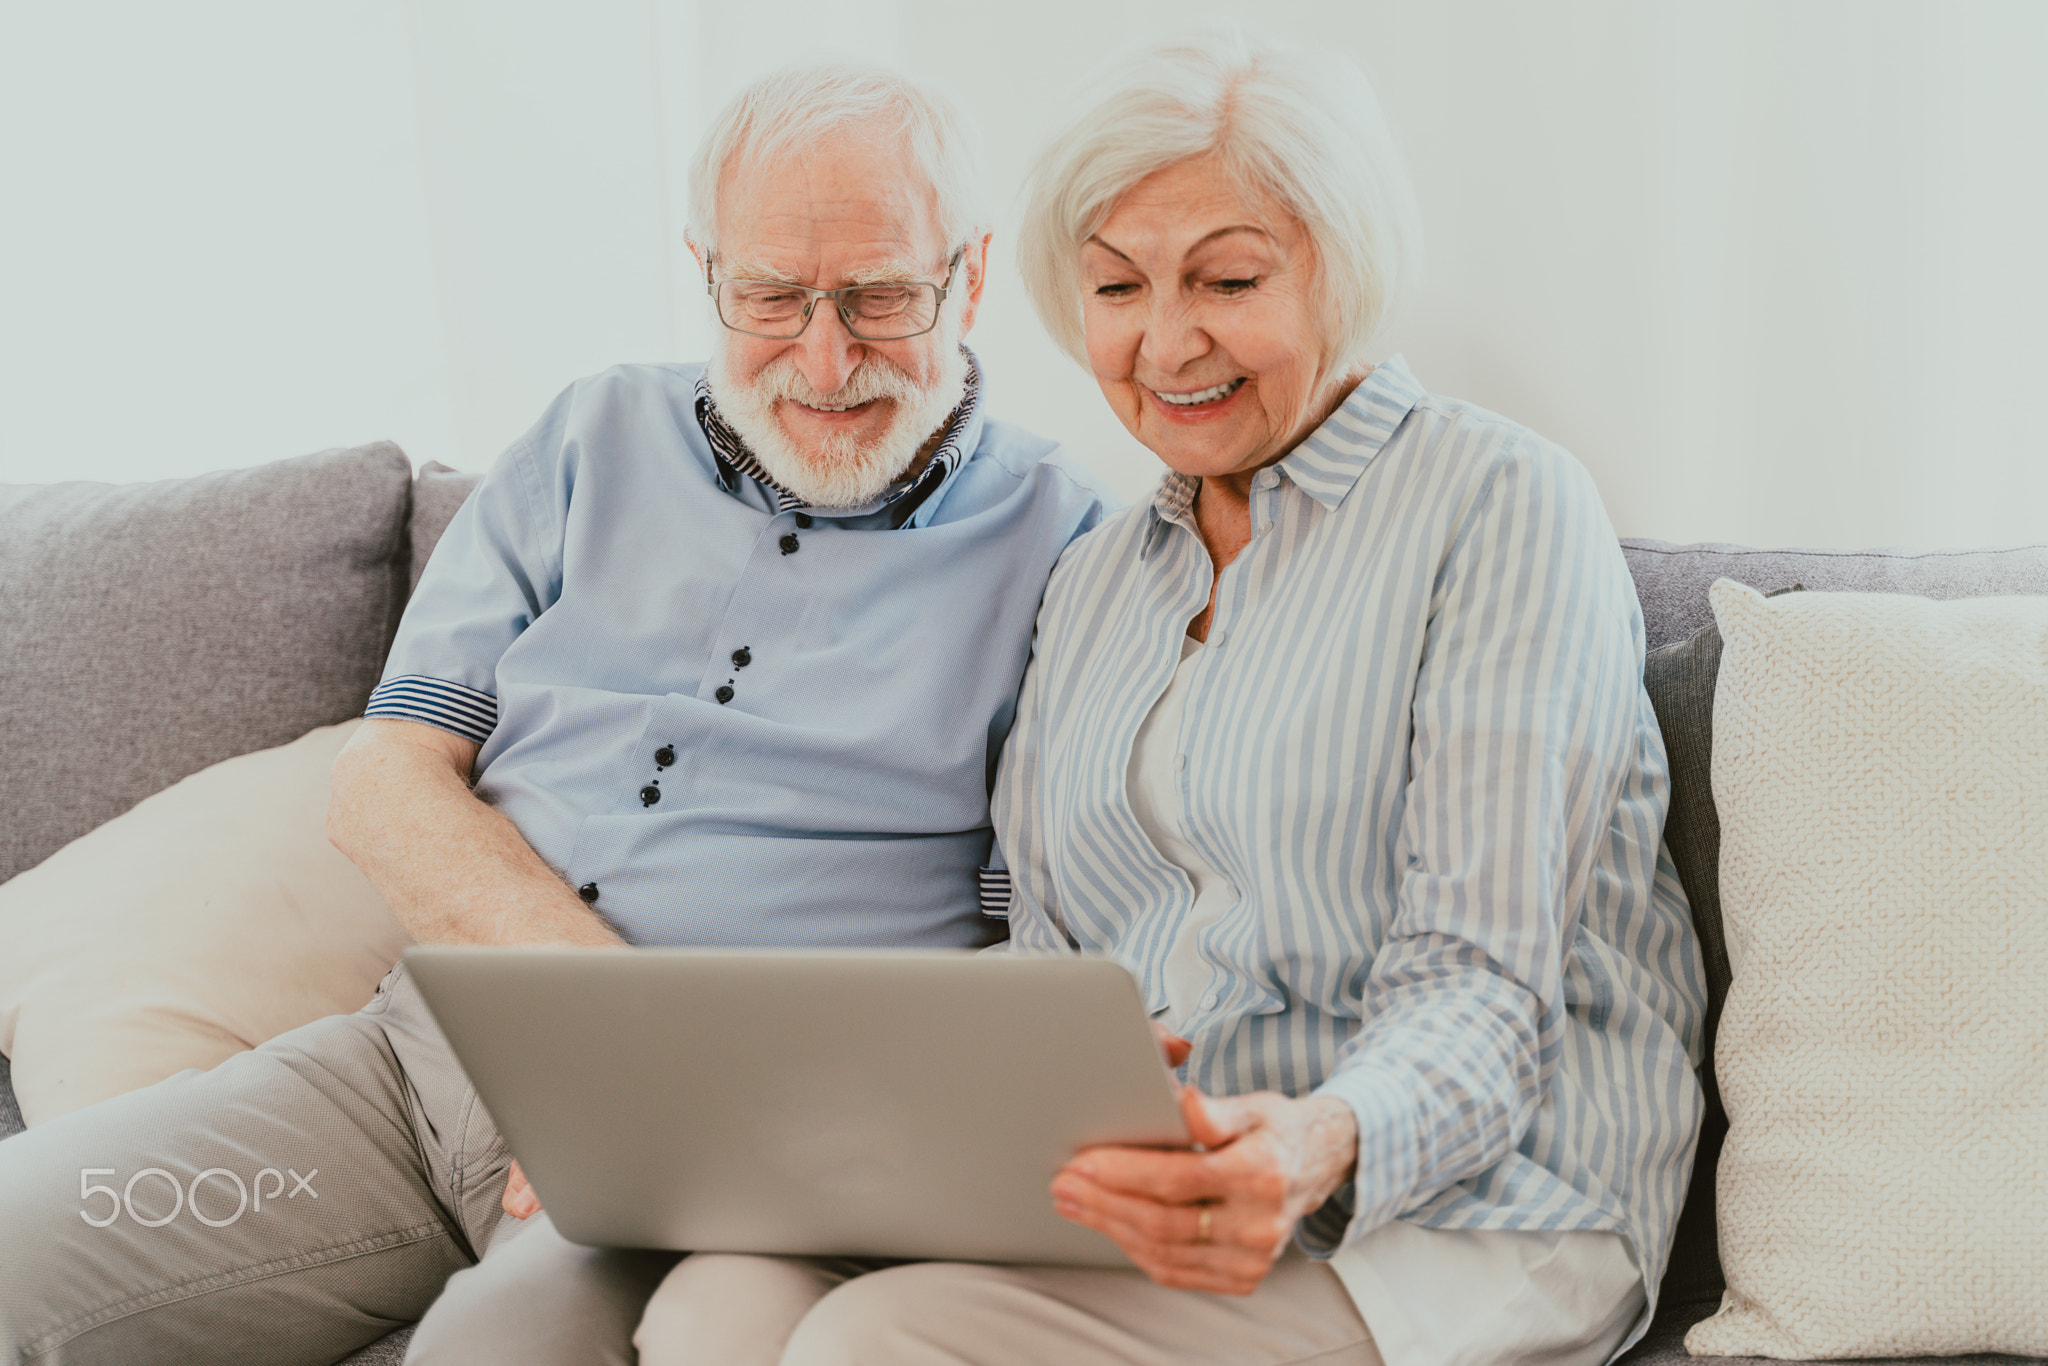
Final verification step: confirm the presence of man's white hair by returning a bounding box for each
[1017,27,1423,372]
[687,63,991,257]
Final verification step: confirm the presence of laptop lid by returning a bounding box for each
[405,946,1189,1267]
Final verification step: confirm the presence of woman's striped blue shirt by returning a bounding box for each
[991,357,1707,1343]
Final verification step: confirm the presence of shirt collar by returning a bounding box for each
[1147,355,1426,530]
[694,347,983,528]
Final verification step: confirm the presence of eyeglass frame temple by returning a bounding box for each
[702,247,965,339]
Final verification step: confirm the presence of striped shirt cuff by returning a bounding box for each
[978,866,1012,919]
[1301,1061,1426,1253]
[364,675,498,745]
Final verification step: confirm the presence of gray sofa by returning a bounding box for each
[3,443,2043,1366]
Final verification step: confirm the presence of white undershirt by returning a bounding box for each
[1124,632,1647,1366]
[1125,634,1229,1031]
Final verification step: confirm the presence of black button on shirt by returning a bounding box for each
[654,746,675,766]
[731,648,751,669]
[715,685,734,704]
[578,883,599,903]
[779,533,800,555]
[794,513,814,529]
[640,784,661,806]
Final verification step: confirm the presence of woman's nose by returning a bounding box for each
[1135,296,1211,377]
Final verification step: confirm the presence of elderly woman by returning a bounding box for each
[989,28,1708,1365]
[638,29,1705,1366]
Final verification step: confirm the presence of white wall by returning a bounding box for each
[2,0,2043,549]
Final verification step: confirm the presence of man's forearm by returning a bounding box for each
[328,720,625,948]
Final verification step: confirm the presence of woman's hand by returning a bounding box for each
[1050,1083,1358,1296]
[502,1159,542,1219]
[1151,1021,1194,1069]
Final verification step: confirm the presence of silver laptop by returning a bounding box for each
[404,946,1189,1268]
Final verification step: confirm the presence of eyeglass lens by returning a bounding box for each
[717,281,940,340]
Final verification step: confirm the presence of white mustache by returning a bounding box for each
[756,356,916,410]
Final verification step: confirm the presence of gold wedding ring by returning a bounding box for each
[1195,1205,1213,1245]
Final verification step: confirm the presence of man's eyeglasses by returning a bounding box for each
[707,248,964,341]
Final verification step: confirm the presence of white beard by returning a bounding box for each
[706,338,969,510]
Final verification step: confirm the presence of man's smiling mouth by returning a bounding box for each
[791,398,880,414]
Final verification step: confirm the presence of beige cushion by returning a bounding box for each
[1684,581,2048,1359]
[0,720,410,1126]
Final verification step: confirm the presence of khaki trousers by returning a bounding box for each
[635,1248,1383,1366]
[0,965,674,1366]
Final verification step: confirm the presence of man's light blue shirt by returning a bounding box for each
[369,355,1114,948]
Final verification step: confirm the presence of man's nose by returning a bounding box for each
[791,302,863,396]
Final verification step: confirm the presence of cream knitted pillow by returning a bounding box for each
[1684,581,2048,1359]
[0,720,411,1127]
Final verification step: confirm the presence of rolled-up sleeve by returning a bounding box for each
[1300,437,1644,1253]
[365,392,572,746]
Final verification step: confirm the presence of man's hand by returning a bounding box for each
[502,1159,542,1219]
[1050,1083,1358,1296]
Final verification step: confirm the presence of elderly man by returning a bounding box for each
[0,65,1110,1366]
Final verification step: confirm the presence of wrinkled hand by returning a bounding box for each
[502,1159,542,1219]
[1051,1080,1358,1296]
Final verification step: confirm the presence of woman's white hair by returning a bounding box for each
[687,63,990,258]
[1017,27,1422,370]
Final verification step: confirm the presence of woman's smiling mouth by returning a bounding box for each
[1149,377,1247,407]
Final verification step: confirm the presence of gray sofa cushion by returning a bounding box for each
[338,1324,414,1366]
[406,461,481,594]
[0,444,413,885]
[0,1055,20,1140]
[1642,618,1732,1311]
[1621,539,2048,651]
